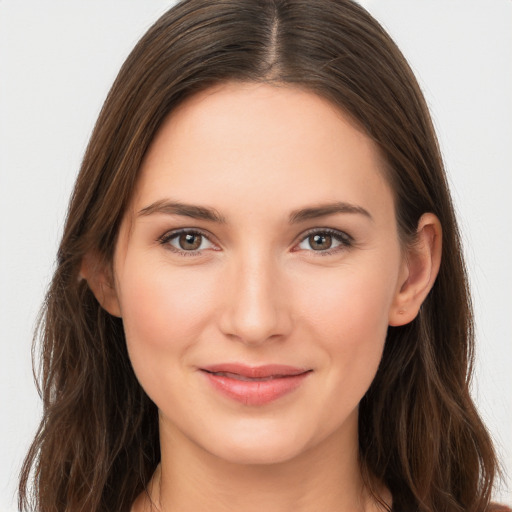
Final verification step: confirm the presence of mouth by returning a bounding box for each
[199,364,312,406]
[204,371,296,382]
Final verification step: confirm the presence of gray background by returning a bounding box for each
[1,1,510,510]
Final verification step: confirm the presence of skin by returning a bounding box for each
[84,82,441,512]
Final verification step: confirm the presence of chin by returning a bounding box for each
[199,423,314,466]
[209,440,306,466]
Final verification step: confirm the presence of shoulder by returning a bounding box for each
[488,504,512,512]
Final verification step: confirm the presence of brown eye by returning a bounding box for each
[160,230,215,254]
[297,229,352,254]
[178,232,202,250]
[309,233,332,250]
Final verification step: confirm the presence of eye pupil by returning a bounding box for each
[310,233,332,250]
[179,233,202,250]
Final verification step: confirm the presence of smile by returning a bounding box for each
[207,371,294,382]
[200,364,312,406]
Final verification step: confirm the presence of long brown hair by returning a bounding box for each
[19,1,501,511]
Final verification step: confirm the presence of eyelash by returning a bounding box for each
[295,228,354,256]
[157,228,354,257]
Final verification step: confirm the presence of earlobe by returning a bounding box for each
[389,213,442,326]
[80,252,122,318]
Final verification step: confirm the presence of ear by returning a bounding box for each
[79,251,122,318]
[388,213,442,326]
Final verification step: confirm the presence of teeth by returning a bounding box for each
[211,371,284,382]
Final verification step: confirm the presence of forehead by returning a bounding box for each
[130,82,393,223]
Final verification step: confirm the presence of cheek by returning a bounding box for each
[295,263,396,390]
[299,264,395,340]
[116,255,218,377]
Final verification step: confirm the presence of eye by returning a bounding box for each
[296,229,353,255]
[159,229,216,255]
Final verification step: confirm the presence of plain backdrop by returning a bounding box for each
[1,1,510,510]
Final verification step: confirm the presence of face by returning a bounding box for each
[110,82,408,465]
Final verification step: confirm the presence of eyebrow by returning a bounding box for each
[138,199,227,223]
[288,201,373,223]
[138,199,372,224]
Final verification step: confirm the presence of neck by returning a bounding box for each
[134,412,388,512]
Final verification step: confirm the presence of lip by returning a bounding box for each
[200,364,312,406]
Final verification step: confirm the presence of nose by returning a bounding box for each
[218,252,293,345]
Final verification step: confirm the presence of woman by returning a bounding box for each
[17,1,508,511]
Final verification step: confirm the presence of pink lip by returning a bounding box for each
[200,364,311,406]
